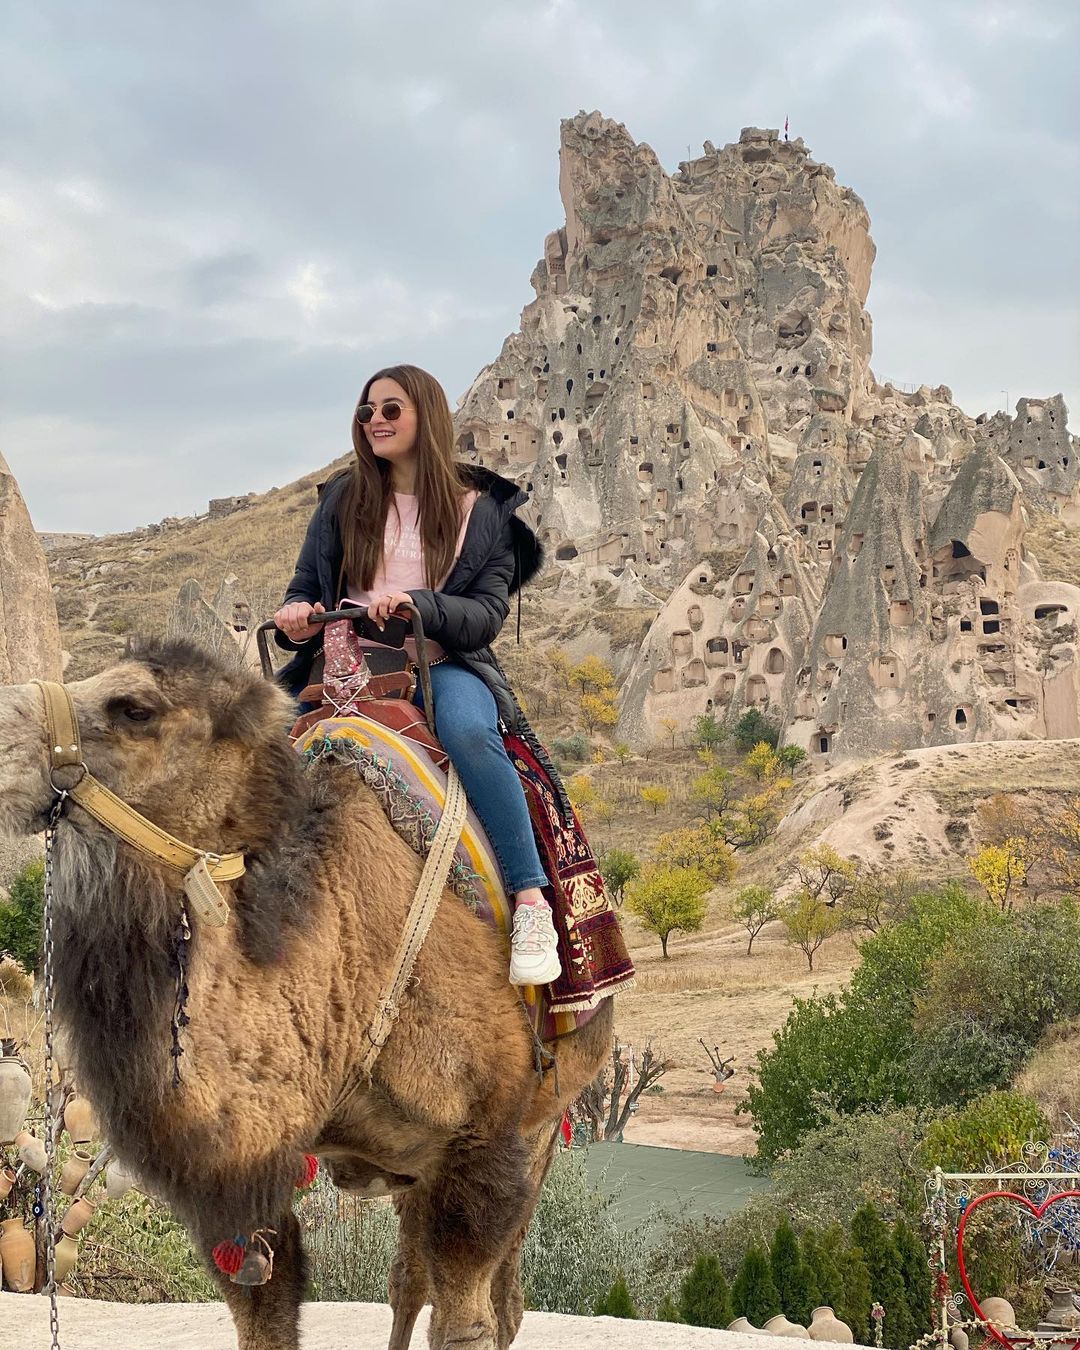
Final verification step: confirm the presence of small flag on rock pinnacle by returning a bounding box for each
[784,115,790,141]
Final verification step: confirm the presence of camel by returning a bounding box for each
[0,639,613,1350]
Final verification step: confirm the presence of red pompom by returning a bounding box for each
[212,1238,246,1275]
[560,1112,573,1148]
[296,1153,319,1189]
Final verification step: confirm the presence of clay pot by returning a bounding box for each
[14,1128,48,1173]
[0,1166,16,1200]
[981,1297,1017,1330]
[232,1249,272,1285]
[809,1307,854,1343]
[52,1233,80,1285]
[61,1196,97,1237]
[0,1055,32,1144]
[949,1327,969,1350]
[0,1217,36,1292]
[105,1157,137,1201]
[63,1094,98,1146]
[765,1314,811,1339]
[59,1150,93,1196]
[729,1316,764,1334]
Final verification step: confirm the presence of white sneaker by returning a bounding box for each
[509,903,563,986]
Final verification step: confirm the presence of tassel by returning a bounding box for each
[212,1237,247,1276]
[296,1153,319,1189]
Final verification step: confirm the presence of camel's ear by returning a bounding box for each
[215,673,294,744]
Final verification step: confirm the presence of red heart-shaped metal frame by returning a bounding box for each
[956,1189,1080,1350]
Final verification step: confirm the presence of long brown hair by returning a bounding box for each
[337,364,469,591]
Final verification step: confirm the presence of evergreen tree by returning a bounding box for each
[594,1273,637,1318]
[679,1252,733,1329]
[838,1244,873,1345]
[801,1229,839,1311]
[770,1217,815,1325]
[655,1293,684,1323]
[851,1204,911,1350]
[894,1216,934,1342]
[732,1243,782,1325]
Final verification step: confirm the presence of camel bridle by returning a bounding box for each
[33,680,244,925]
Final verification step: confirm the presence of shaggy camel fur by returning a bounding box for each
[0,641,613,1350]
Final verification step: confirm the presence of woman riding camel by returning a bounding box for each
[273,364,562,988]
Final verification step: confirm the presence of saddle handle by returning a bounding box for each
[255,604,438,738]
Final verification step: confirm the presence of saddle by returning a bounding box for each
[287,621,448,772]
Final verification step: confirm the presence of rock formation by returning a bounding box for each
[0,452,63,683]
[454,113,1079,759]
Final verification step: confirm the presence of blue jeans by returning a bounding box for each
[413,662,549,894]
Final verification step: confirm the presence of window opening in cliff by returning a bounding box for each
[565,379,573,394]
[552,431,563,446]
[506,410,515,420]
[954,706,970,728]
[759,592,781,617]
[817,539,833,554]
[719,672,736,701]
[733,572,754,595]
[824,634,847,657]
[779,574,796,596]
[592,315,601,326]
[558,408,565,420]
[791,366,800,376]
[766,648,786,674]
[800,501,819,522]
[848,534,864,557]
[652,666,676,694]
[1035,604,1068,622]
[555,542,578,561]
[705,638,728,666]
[638,463,654,482]
[890,601,913,627]
[805,365,814,377]
[683,659,707,687]
[642,382,654,398]
[709,343,719,353]
[776,365,783,374]
[816,731,831,753]
[555,453,568,471]
[614,336,620,346]
[746,676,768,707]
[960,618,973,633]
[983,620,1001,635]
[672,630,693,659]
[542,361,550,373]
[457,431,477,457]
[497,378,517,397]
[952,540,971,558]
[732,641,748,665]
[872,654,902,688]
[706,264,718,277]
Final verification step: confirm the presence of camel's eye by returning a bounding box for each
[107,698,156,725]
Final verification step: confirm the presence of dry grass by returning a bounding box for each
[1026,512,1080,588]
[1015,1019,1080,1130]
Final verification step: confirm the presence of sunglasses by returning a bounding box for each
[356,399,408,425]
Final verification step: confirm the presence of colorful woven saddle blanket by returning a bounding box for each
[293,714,635,1040]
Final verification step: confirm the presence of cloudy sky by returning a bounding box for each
[3,0,1077,534]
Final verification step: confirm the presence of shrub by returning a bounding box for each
[918,1091,1049,1172]
[801,1228,842,1313]
[770,1217,816,1325]
[693,712,727,750]
[595,1272,637,1318]
[731,1242,781,1324]
[679,1251,732,1327]
[655,1293,684,1322]
[0,859,44,975]
[851,1204,910,1350]
[894,1215,934,1343]
[72,1191,220,1302]
[836,1241,872,1345]
[733,709,779,751]
[778,744,807,773]
[640,785,670,815]
[781,891,842,971]
[743,885,991,1162]
[551,732,590,762]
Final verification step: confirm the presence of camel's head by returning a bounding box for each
[0,639,301,864]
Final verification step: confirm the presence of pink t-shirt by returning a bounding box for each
[346,489,478,661]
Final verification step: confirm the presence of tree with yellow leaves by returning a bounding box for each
[782,890,842,971]
[659,716,679,750]
[743,741,785,783]
[794,843,858,907]
[640,785,670,815]
[654,825,737,885]
[626,864,710,958]
[968,840,1028,911]
[580,691,619,734]
[571,653,616,696]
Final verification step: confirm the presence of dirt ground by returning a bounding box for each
[0,1291,834,1348]
[613,910,860,1155]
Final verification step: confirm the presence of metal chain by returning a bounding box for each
[42,792,65,1350]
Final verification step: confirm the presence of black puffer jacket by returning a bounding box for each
[275,465,542,734]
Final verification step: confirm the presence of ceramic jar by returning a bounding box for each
[59,1150,93,1196]
[729,1316,764,1334]
[63,1094,98,1146]
[105,1158,137,1201]
[0,1055,32,1144]
[14,1128,48,1173]
[949,1326,970,1350]
[765,1314,811,1339]
[809,1307,854,1343]
[981,1298,1017,1330]
[0,1165,16,1200]
[53,1234,80,1285]
[0,1217,36,1292]
[61,1196,97,1237]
